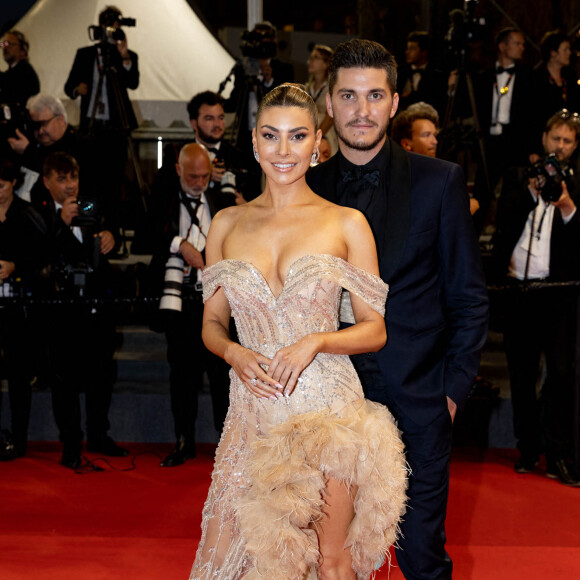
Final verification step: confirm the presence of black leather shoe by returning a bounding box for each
[61,443,82,470]
[514,455,538,474]
[161,439,196,467]
[86,436,129,457]
[546,459,580,487]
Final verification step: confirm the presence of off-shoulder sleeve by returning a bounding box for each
[202,263,224,303]
[335,258,389,317]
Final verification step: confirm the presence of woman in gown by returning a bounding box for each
[191,84,407,580]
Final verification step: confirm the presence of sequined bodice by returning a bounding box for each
[203,254,388,425]
[203,253,387,358]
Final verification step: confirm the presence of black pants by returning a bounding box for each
[502,285,577,462]
[352,351,453,580]
[0,306,33,453]
[44,305,117,446]
[164,295,230,441]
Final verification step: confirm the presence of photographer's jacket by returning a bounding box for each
[493,167,580,282]
[64,43,139,132]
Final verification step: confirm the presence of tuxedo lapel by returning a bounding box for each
[381,141,411,281]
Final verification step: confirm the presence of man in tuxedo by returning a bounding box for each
[492,110,580,486]
[473,27,533,231]
[306,39,489,579]
[0,29,40,107]
[35,151,126,469]
[150,143,231,467]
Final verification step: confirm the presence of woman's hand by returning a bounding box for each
[225,342,282,400]
[268,335,320,396]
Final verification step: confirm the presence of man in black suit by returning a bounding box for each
[0,30,40,107]
[150,143,232,467]
[35,152,127,469]
[64,6,139,134]
[307,39,489,580]
[492,110,580,486]
[473,28,533,232]
[397,31,446,116]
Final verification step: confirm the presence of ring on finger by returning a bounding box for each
[250,378,257,386]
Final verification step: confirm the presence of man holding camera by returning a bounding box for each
[34,151,125,469]
[149,143,231,467]
[64,5,139,134]
[493,109,580,486]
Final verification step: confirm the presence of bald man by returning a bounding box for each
[150,143,233,466]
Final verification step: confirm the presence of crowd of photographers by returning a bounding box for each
[1,5,580,482]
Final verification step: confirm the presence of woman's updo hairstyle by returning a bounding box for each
[256,83,319,131]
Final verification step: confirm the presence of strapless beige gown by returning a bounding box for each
[190,254,407,580]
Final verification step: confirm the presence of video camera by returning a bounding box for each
[88,16,136,44]
[240,25,277,60]
[445,0,487,69]
[527,153,574,203]
[72,199,99,228]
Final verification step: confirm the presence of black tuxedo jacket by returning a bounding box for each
[397,62,447,116]
[476,64,534,146]
[64,44,139,131]
[307,141,489,425]
[492,167,580,282]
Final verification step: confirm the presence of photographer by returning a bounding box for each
[492,109,580,486]
[0,157,45,461]
[64,5,139,134]
[149,144,231,467]
[34,152,125,469]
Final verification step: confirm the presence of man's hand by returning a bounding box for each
[447,396,457,423]
[60,197,79,226]
[96,230,115,254]
[179,241,205,269]
[0,260,16,280]
[7,128,30,155]
[116,40,130,60]
[211,160,226,184]
[75,82,89,96]
[469,197,480,216]
[552,181,576,219]
[234,190,246,205]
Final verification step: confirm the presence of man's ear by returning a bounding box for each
[400,138,413,152]
[390,92,400,119]
[326,92,334,119]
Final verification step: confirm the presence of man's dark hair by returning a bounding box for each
[495,27,521,49]
[42,151,79,178]
[328,39,397,95]
[407,31,432,54]
[391,101,439,144]
[4,30,29,57]
[540,30,569,64]
[99,6,122,27]
[0,157,22,186]
[187,91,226,121]
[544,109,580,140]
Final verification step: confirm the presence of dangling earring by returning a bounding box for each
[253,144,260,163]
[310,148,320,167]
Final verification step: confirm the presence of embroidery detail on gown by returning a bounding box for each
[191,254,407,580]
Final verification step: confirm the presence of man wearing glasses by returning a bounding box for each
[7,93,103,207]
[0,29,40,107]
[492,108,580,486]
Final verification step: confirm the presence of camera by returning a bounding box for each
[445,0,487,69]
[72,199,98,228]
[240,27,277,60]
[88,16,136,44]
[0,103,31,140]
[159,255,185,312]
[220,171,237,196]
[527,153,574,203]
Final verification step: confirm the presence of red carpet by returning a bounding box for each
[1,444,578,579]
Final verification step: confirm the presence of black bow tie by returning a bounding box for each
[341,167,380,188]
[496,65,515,75]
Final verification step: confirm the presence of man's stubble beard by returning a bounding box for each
[196,126,223,146]
[334,118,389,154]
